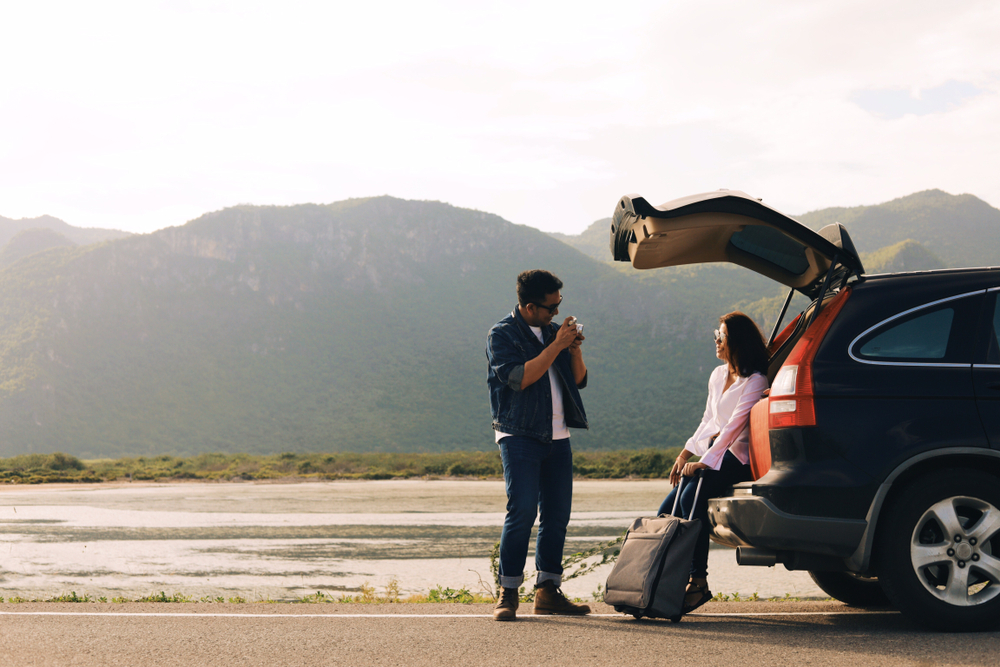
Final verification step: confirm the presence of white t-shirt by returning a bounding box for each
[495,325,571,442]
[684,364,768,470]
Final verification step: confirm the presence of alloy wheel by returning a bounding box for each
[909,495,1000,606]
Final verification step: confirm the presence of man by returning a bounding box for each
[486,269,590,621]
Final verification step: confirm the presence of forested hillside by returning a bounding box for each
[796,189,998,269]
[0,198,760,458]
[549,218,611,262]
[0,190,995,458]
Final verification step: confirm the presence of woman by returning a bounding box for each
[658,311,770,613]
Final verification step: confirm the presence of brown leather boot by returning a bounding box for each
[532,580,591,615]
[493,587,519,621]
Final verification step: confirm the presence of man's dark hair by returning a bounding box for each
[517,270,563,307]
[720,311,769,377]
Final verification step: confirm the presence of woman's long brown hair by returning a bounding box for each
[720,312,769,377]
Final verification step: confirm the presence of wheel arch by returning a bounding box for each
[849,448,1000,574]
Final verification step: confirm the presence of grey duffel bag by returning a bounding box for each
[603,473,704,622]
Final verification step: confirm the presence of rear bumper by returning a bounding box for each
[708,487,867,559]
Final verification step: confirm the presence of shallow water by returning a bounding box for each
[0,480,824,600]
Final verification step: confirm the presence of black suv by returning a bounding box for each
[610,190,1000,631]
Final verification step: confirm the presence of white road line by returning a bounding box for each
[0,611,899,619]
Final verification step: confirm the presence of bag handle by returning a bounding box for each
[669,469,705,521]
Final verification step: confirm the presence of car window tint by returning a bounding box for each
[859,308,954,359]
[988,294,1000,364]
[729,226,810,275]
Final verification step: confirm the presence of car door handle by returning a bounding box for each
[988,382,1000,391]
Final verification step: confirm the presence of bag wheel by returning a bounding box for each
[670,615,682,623]
[631,613,643,620]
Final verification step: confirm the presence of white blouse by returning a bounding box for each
[684,365,768,470]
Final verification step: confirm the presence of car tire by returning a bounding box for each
[876,469,1000,632]
[807,571,890,608]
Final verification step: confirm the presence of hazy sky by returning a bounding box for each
[2,0,999,235]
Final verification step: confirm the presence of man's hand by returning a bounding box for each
[553,317,579,351]
[521,318,585,389]
[565,320,586,385]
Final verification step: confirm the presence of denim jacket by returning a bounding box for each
[486,306,589,441]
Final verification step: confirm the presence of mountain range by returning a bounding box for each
[0,189,995,458]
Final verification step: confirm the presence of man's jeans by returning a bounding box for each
[497,436,573,589]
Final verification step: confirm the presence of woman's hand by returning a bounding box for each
[668,459,684,487]
[682,461,709,477]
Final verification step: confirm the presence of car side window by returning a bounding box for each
[859,308,953,359]
[852,293,981,365]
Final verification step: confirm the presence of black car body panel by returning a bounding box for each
[974,288,1000,446]
[754,433,878,520]
[813,272,993,482]
[709,491,867,558]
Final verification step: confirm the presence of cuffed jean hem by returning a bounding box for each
[499,571,561,589]
[535,571,561,587]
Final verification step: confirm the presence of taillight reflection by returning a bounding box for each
[749,397,771,480]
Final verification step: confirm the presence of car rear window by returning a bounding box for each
[729,226,810,275]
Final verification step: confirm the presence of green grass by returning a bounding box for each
[0,578,496,604]
[1,588,826,604]
[0,447,684,484]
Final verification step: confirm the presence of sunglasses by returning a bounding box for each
[531,297,562,313]
[713,329,727,343]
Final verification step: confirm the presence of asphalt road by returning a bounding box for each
[1,601,997,667]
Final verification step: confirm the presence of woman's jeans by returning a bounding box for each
[657,450,753,579]
[497,436,573,589]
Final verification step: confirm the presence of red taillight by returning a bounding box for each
[768,287,851,429]
[749,397,771,480]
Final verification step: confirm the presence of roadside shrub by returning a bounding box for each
[44,452,85,471]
